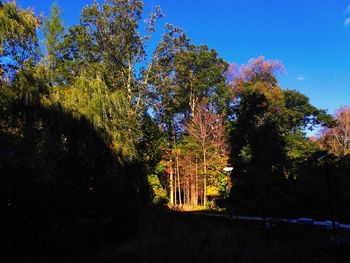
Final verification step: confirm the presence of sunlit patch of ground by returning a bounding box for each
[167,203,226,212]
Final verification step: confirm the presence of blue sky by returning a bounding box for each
[18,0,350,114]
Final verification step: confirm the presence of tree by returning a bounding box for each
[173,45,229,116]
[41,0,166,161]
[185,102,228,207]
[50,70,142,160]
[320,106,350,156]
[177,135,201,206]
[147,24,189,138]
[0,1,40,80]
[147,29,230,207]
[148,37,229,137]
[51,0,163,107]
[1,3,153,260]
[42,3,64,86]
[0,1,43,109]
[228,57,333,214]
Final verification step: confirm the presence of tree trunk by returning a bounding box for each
[195,158,198,207]
[183,179,186,205]
[127,57,132,101]
[203,149,207,207]
[169,165,174,205]
[174,162,177,205]
[190,172,194,207]
[187,179,190,206]
[176,155,182,205]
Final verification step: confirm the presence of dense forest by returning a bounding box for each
[1,0,349,262]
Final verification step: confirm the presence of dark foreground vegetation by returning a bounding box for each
[0,103,149,262]
[111,210,350,263]
[3,206,350,263]
[1,0,350,262]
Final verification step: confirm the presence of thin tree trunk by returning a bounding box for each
[174,162,177,205]
[203,149,207,207]
[127,57,133,101]
[187,179,190,206]
[190,172,194,207]
[195,158,198,207]
[176,155,182,205]
[183,179,186,205]
[173,134,177,206]
[169,165,174,205]
[189,79,195,116]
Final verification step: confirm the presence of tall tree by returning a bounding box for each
[173,45,229,116]
[228,57,333,213]
[52,0,162,106]
[320,106,350,156]
[147,24,189,137]
[0,1,40,77]
[41,0,165,160]
[0,0,41,106]
[185,102,228,207]
[42,3,64,86]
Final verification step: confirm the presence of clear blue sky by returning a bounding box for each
[18,0,350,114]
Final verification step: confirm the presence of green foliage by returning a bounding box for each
[139,112,167,171]
[42,3,64,58]
[0,102,150,261]
[42,3,64,85]
[0,3,153,261]
[148,174,167,204]
[0,1,40,78]
[286,131,318,160]
[0,1,39,53]
[229,58,334,215]
[50,70,141,161]
[173,44,229,115]
[1,1,349,261]
[147,24,189,136]
[231,87,287,179]
[283,89,334,130]
[230,71,333,178]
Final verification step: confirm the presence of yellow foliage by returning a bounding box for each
[206,185,220,197]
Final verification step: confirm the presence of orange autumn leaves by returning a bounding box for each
[320,106,350,156]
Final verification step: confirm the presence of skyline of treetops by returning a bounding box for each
[1,0,349,207]
[1,1,349,261]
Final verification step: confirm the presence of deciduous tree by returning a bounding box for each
[320,106,350,156]
[185,102,228,206]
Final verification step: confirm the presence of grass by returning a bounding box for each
[3,206,349,262]
[103,208,348,263]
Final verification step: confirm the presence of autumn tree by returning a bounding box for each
[320,106,350,156]
[147,32,229,207]
[185,102,228,207]
[228,57,333,214]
